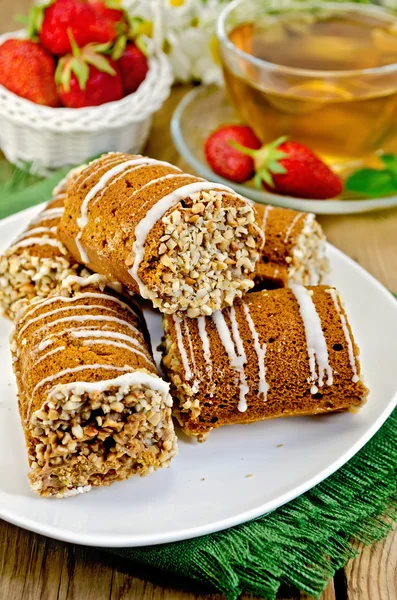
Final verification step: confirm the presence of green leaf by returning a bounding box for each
[345,168,397,198]
[380,154,397,176]
[84,53,116,76]
[26,1,53,38]
[104,0,124,9]
[135,34,150,57]
[257,168,274,188]
[254,172,264,190]
[111,35,127,61]
[267,160,287,174]
[70,59,90,91]
[90,42,113,54]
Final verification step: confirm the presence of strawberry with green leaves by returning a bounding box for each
[0,39,60,107]
[55,36,123,108]
[113,42,149,95]
[205,125,262,183]
[110,16,151,95]
[28,0,127,56]
[233,136,343,199]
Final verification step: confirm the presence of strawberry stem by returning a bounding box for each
[229,135,290,189]
[67,29,81,57]
[229,139,257,157]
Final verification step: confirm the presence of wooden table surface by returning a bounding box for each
[1,2,397,599]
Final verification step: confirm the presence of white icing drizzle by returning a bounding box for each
[129,173,192,200]
[75,157,180,262]
[91,166,185,211]
[242,302,269,398]
[81,339,152,365]
[18,304,120,338]
[197,317,212,380]
[184,319,200,392]
[328,288,359,383]
[30,207,64,224]
[20,291,139,323]
[47,370,170,400]
[28,364,134,420]
[75,236,89,263]
[172,315,192,381]
[34,314,142,339]
[129,181,245,298]
[36,345,65,366]
[229,306,249,411]
[38,338,54,351]
[9,237,65,253]
[212,309,249,412]
[290,284,333,394]
[75,154,128,191]
[284,213,303,244]
[51,164,87,196]
[15,226,57,242]
[71,329,147,352]
[61,273,124,297]
[261,205,273,250]
[184,320,197,372]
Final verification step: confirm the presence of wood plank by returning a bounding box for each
[345,520,397,600]
[318,210,397,292]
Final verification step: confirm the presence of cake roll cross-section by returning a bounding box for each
[254,204,330,289]
[58,153,264,317]
[0,167,86,319]
[11,274,177,497]
[162,286,368,439]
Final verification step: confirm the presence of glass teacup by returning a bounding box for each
[217,0,397,168]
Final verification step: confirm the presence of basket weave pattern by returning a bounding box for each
[0,31,173,174]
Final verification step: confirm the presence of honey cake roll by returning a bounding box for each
[11,273,177,498]
[58,153,264,317]
[162,285,367,439]
[0,167,86,319]
[254,204,330,289]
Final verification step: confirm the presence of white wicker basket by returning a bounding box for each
[0,30,173,175]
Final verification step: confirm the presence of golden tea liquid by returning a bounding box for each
[223,8,397,166]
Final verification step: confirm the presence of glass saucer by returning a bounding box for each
[171,85,397,215]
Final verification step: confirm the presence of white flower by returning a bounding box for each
[167,26,223,84]
[123,0,226,84]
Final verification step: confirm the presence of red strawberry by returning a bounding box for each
[116,42,149,95]
[234,137,343,199]
[55,38,123,108]
[89,1,124,24]
[205,125,262,183]
[0,39,59,107]
[29,0,126,56]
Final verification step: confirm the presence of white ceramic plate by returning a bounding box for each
[0,206,396,548]
[171,86,397,215]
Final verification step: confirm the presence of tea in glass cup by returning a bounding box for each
[217,0,397,168]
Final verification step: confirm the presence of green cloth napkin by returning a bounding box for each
[110,408,397,599]
[1,162,397,600]
[0,162,72,219]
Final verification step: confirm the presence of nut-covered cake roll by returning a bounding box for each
[11,274,177,498]
[162,285,367,439]
[0,167,85,319]
[58,153,263,317]
[254,204,329,289]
